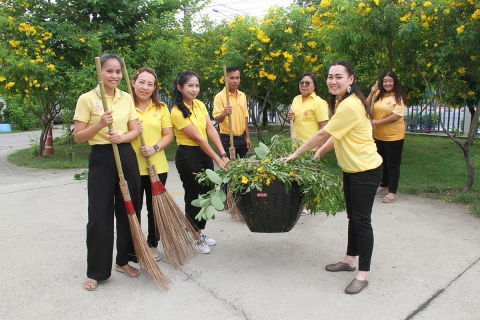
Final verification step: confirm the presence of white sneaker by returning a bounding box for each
[149,247,161,261]
[194,239,210,254]
[201,232,216,246]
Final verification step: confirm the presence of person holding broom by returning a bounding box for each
[74,53,142,291]
[283,60,382,294]
[171,71,229,254]
[287,72,329,215]
[131,67,174,261]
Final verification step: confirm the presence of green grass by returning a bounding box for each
[7,129,480,217]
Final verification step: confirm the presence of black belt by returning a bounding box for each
[220,133,244,140]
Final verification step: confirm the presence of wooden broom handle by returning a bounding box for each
[120,58,153,167]
[223,66,236,160]
[94,57,125,182]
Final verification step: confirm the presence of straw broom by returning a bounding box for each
[121,59,198,268]
[221,66,246,223]
[94,57,168,291]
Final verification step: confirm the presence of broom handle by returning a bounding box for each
[94,57,125,182]
[370,81,378,110]
[223,66,235,160]
[290,119,294,139]
[120,58,154,168]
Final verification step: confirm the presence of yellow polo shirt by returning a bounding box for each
[74,86,138,145]
[132,100,172,175]
[372,93,407,141]
[171,99,209,146]
[213,88,249,136]
[290,92,329,142]
[323,94,382,173]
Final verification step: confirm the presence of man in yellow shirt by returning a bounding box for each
[213,66,251,159]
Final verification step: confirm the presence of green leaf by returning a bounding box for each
[206,169,222,185]
[195,207,206,221]
[254,142,269,159]
[211,195,224,211]
[218,189,227,202]
[206,205,215,219]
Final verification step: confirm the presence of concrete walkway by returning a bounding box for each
[1,130,479,320]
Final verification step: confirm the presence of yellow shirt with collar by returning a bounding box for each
[132,100,172,175]
[290,92,329,142]
[213,88,249,136]
[171,99,208,146]
[372,93,407,141]
[323,94,382,173]
[73,86,138,145]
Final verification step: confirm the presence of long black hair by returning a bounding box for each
[327,60,373,119]
[374,70,408,106]
[297,72,320,96]
[172,71,200,118]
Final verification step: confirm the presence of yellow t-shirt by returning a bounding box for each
[372,93,407,141]
[132,100,172,175]
[73,86,138,145]
[171,99,209,146]
[213,88,249,136]
[290,92,329,142]
[324,94,382,173]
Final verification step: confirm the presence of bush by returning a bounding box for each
[3,96,39,130]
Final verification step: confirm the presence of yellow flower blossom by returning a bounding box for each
[46,64,55,71]
[445,9,450,14]
[284,27,292,33]
[307,41,317,48]
[266,178,271,186]
[458,67,466,74]
[457,25,465,34]
[424,1,432,7]
[267,74,277,81]
[427,62,432,67]
[289,171,294,176]
[471,56,477,61]
[468,91,475,96]
[320,0,330,7]
[0,76,6,82]
[422,22,429,28]
[261,173,267,178]
[257,167,263,173]
[257,30,270,43]
[44,87,48,91]
[472,9,480,19]
[5,82,15,89]
[241,176,249,184]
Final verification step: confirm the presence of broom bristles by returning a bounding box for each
[227,186,245,223]
[148,166,198,269]
[119,181,169,291]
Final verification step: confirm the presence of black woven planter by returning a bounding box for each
[234,180,304,233]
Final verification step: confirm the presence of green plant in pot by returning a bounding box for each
[192,135,345,225]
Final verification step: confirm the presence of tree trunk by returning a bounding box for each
[462,149,475,192]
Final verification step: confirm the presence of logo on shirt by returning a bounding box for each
[303,110,309,116]
[94,102,103,111]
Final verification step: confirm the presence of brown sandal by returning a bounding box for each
[115,264,139,278]
[345,278,369,294]
[325,262,356,272]
[382,193,396,203]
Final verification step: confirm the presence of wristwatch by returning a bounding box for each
[220,152,228,158]
[153,145,160,153]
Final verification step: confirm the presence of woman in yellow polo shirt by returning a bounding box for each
[287,72,329,215]
[366,71,408,204]
[284,60,382,295]
[131,67,174,261]
[74,53,142,291]
[170,71,229,254]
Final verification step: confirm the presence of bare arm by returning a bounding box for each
[244,118,251,150]
[214,105,232,124]
[74,111,113,143]
[372,114,401,126]
[284,129,332,161]
[206,116,229,164]
[140,127,174,157]
[314,136,334,158]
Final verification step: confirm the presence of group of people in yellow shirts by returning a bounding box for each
[75,53,407,295]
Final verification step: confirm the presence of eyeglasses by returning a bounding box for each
[299,81,312,86]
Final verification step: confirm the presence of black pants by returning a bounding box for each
[140,172,168,248]
[220,134,248,159]
[375,139,404,194]
[343,165,382,272]
[86,143,142,281]
[175,145,214,230]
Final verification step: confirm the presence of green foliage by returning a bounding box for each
[74,169,89,180]
[193,135,345,221]
[3,95,39,130]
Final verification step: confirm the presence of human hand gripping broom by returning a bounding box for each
[120,59,198,269]
[222,66,245,223]
[94,57,168,291]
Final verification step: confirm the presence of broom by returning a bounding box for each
[222,66,245,223]
[121,59,198,269]
[94,57,168,291]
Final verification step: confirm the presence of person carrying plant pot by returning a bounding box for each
[366,71,408,204]
[283,60,382,295]
[170,71,229,254]
[287,72,329,215]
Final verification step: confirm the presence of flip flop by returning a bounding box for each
[376,187,389,195]
[301,208,310,216]
[115,264,139,278]
[382,194,396,203]
[84,278,97,291]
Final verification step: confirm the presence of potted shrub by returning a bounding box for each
[193,135,345,232]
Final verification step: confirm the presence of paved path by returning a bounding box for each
[1,130,479,319]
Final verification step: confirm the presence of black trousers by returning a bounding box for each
[220,134,248,159]
[86,143,142,281]
[140,172,168,248]
[375,139,404,194]
[343,165,382,272]
[175,145,214,230]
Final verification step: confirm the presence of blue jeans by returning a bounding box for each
[343,165,382,271]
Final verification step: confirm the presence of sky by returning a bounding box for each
[199,0,295,21]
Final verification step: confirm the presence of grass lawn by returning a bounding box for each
[7,129,480,216]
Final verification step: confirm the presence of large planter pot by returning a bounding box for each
[0,123,12,133]
[234,180,304,233]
